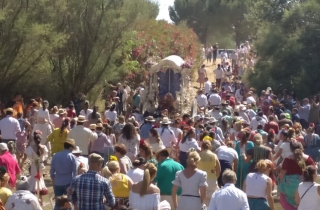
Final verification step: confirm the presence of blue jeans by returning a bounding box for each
[54,184,71,210]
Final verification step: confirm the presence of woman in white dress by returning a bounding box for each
[146,128,165,153]
[172,148,207,210]
[129,162,170,210]
[118,123,140,162]
[25,131,48,202]
[33,100,53,154]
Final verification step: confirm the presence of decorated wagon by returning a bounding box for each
[140,55,196,116]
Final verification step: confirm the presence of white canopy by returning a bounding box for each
[149,55,185,73]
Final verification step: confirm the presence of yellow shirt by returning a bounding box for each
[47,128,69,154]
[109,173,130,197]
[0,187,12,204]
[198,150,218,181]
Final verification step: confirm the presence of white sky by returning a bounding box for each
[153,0,174,23]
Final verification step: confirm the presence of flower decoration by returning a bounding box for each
[139,139,147,147]
[79,163,84,168]
[109,156,118,161]
[309,123,315,128]
[203,135,213,142]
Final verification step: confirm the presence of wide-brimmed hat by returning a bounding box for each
[96,123,103,128]
[239,104,247,111]
[160,117,172,124]
[4,108,14,113]
[58,109,66,115]
[89,124,96,130]
[65,139,76,148]
[77,115,87,122]
[145,116,155,122]
[208,117,218,124]
[72,146,82,154]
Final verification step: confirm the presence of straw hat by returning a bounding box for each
[4,108,14,113]
[239,104,247,111]
[65,139,76,148]
[89,124,96,130]
[208,117,218,124]
[58,109,66,115]
[77,115,87,122]
[72,146,82,154]
[160,117,172,124]
[145,116,155,122]
[96,123,103,128]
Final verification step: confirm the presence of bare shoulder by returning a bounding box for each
[148,184,160,194]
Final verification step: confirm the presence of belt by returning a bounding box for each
[247,197,266,200]
[181,194,200,198]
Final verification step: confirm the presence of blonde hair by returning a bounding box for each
[101,160,120,178]
[253,133,263,145]
[256,159,272,173]
[187,148,201,167]
[140,163,157,196]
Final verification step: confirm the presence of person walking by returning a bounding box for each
[68,153,116,210]
[172,148,207,210]
[208,169,249,210]
[295,165,320,209]
[214,65,224,90]
[154,149,184,209]
[67,115,96,156]
[50,139,77,210]
[118,123,140,162]
[0,142,20,189]
[0,108,21,146]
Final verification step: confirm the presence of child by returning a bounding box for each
[56,195,72,210]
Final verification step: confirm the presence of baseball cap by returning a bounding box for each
[0,143,8,151]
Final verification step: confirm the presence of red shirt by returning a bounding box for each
[282,156,315,175]
[264,121,279,134]
[229,96,236,109]
[0,151,20,188]
[67,109,76,118]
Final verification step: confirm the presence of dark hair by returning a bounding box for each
[33,132,42,156]
[17,112,23,118]
[303,165,317,182]
[114,144,127,155]
[182,114,190,120]
[42,100,48,111]
[64,142,74,150]
[139,142,153,160]
[60,118,70,136]
[156,149,169,158]
[181,129,195,143]
[5,111,13,115]
[257,124,263,130]
[149,128,160,143]
[132,157,146,167]
[240,130,250,145]
[258,111,263,117]
[91,106,99,119]
[288,128,295,139]
[121,123,137,140]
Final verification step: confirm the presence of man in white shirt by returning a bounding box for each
[67,115,96,156]
[196,90,208,108]
[208,169,249,210]
[0,108,21,144]
[209,106,222,123]
[208,89,221,106]
[214,64,224,89]
[204,78,212,95]
[250,111,267,130]
[79,100,93,120]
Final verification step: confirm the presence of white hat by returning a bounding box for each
[209,117,217,124]
[72,146,82,154]
[0,143,8,151]
[160,117,172,124]
[239,104,247,111]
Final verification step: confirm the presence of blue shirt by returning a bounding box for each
[291,113,300,123]
[70,171,115,210]
[299,104,310,121]
[50,149,77,186]
[139,123,153,139]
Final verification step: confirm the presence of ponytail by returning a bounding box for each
[293,149,305,170]
[140,169,151,196]
[33,131,42,156]
[303,165,317,182]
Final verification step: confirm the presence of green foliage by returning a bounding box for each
[246,0,320,97]
[0,0,160,104]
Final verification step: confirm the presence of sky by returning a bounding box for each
[153,0,174,23]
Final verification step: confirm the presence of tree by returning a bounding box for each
[246,0,320,97]
[0,0,66,99]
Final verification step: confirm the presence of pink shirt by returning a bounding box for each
[90,133,110,154]
[0,151,20,188]
[53,117,64,129]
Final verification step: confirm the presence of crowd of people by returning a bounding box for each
[0,44,319,210]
